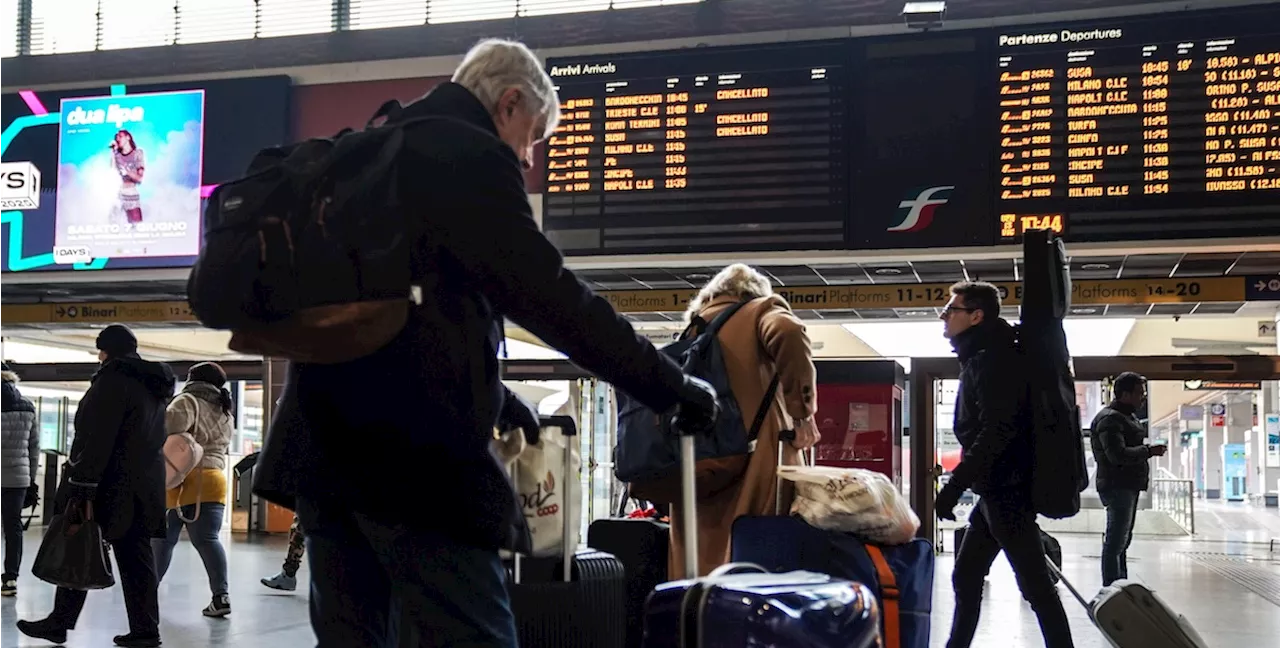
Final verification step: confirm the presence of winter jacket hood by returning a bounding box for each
[95,356,177,401]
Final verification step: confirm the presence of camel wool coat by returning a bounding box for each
[668,294,817,578]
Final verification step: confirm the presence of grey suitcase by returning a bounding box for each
[1049,561,1208,648]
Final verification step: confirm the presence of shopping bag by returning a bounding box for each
[501,422,582,558]
[779,464,920,545]
[32,500,115,590]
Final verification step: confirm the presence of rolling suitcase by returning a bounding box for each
[641,424,881,648]
[1049,561,1208,648]
[507,416,626,648]
[587,507,670,648]
[732,432,933,648]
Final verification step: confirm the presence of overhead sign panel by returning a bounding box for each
[543,41,851,255]
[602,275,1257,313]
[3,301,194,324]
[992,11,1280,242]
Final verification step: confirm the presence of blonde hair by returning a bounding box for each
[684,263,774,323]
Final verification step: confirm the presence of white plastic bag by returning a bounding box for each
[497,426,582,558]
[778,465,919,545]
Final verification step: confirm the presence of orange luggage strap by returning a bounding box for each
[865,545,900,648]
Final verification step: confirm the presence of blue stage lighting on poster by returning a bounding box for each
[54,90,205,263]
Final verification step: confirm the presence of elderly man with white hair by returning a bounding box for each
[251,38,718,647]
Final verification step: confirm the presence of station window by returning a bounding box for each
[350,0,428,30]
[176,0,257,45]
[427,0,516,23]
[99,0,177,50]
[29,0,98,55]
[1,0,16,57]
[256,0,334,38]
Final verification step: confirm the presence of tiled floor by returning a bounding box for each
[3,527,1279,647]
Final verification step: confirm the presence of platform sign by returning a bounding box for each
[601,275,1249,313]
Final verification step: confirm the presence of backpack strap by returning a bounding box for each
[865,545,901,648]
[366,99,404,127]
[747,373,781,443]
[701,300,751,338]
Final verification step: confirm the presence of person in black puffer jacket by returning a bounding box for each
[2,362,40,597]
[18,325,175,648]
[934,281,1073,648]
[1090,371,1163,586]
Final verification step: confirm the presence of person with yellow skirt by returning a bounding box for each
[152,362,235,618]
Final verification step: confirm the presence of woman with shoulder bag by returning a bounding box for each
[152,362,235,618]
[668,264,821,577]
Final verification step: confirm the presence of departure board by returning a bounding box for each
[993,15,1280,242]
[542,43,849,255]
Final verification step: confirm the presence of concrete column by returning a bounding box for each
[1202,407,1225,499]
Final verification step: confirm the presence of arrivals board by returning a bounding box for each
[993,12,1280,242]
[543,42,850,255]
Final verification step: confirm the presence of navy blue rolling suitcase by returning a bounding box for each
[640,426,881,648]
[732,515,934,648]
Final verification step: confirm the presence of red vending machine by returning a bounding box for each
[813,360,907,488]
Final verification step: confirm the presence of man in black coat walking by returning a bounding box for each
[1090,371,1163,585]
[934,281,1074,648]
[18,325,175,648]
[252,39,717,647]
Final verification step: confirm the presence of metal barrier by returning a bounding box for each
[1151,468,1196,534]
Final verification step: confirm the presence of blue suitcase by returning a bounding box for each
[732,509,934,648]
[641,430,881,648]
[644,565,880,648]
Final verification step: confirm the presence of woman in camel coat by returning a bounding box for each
[669,263,820,577]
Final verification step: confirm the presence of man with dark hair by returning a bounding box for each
[934,281,1074,648]
[1090,371,1162,586]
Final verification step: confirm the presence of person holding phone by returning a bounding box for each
[1090,371,1165,586]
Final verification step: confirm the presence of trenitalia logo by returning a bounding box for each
[888,186,954,233]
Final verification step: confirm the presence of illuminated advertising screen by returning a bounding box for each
[542,42,851,255]
[54,90,205,264]
[1,76,290,273]
[990,7,1280,242]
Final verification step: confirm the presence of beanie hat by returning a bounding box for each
[187,362,228,388]
[96,324,139,358]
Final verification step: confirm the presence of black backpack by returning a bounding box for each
[614,300,779,504]
[1020,229,1089,519]
[188,100,441,364]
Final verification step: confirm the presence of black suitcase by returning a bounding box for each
[587,516,670,648]
[507,416,626,648]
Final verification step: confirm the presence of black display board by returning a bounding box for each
[990,6,1280,242]
[543,42,850,255]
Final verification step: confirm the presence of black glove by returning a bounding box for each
[499,387,541,446]
[672,375,718,435]
[23,483,39,509]
[935,483,962,521]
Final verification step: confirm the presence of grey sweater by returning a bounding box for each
[2,377,40,489]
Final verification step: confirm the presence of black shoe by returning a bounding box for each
[202,594,231,618]
[113,631,161,647]
[16,618,68,645]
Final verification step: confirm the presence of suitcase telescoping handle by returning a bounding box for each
[1045,558,1091,611]
[511,415,579,585]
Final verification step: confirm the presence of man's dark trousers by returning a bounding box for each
[1099,489,1139,586]
[947,490,1074,648]
[298,497,517,648]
